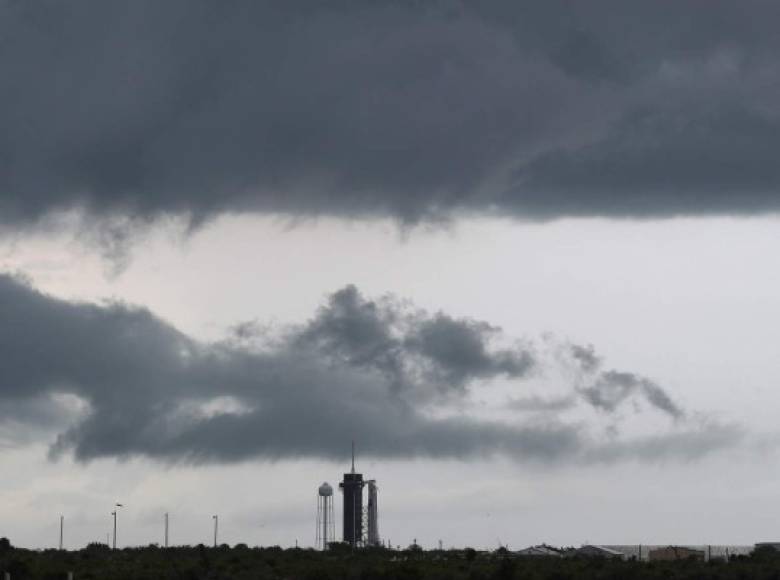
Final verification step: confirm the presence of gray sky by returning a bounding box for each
[1,0,780,550]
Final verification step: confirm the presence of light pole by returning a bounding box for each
[212,515,218,547]
[112,503,123,550]
[59,515,64,550]
[164,512,169,548]
[111,511,117,550]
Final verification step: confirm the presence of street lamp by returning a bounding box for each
[212,515,218,548]
[111,511,116,550]
[112,503,123,550]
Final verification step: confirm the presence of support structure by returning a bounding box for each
[112,503,123,550]
[111,511,117,550]
[339,442,364,548]
[366,480,379,547]
[316,482,335,550]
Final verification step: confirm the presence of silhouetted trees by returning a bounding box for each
[0,539,779,579]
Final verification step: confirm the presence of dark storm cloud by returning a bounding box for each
[294,286,408,392]
[296,285,533,395]
[0,275,732,464]
[566,344,685,419]
[1,0,780,234]
[580,371,684,419]
[405,314,534,389]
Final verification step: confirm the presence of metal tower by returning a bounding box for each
[339,442,365,547]
[316,482,335,550]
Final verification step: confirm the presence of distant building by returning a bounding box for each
[514,545,564,557]
[649,546,706,561]
[574,545,625,559]
[755,542,780,551]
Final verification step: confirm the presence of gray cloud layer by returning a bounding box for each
[568,345,685,420]
[294,286,533,397]
[0,274,736,464]
[1,1,780,232]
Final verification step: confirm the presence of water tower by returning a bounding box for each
[316,482,335,550]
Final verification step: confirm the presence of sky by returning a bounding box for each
[1,0,780,550]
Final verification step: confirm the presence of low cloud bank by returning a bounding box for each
[0,275,738,465]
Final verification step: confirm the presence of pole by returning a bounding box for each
[213,515,218,547]
[112,511,117,550]
[164,513,169,548]
[59,515,64,550]
[323,496,328,549]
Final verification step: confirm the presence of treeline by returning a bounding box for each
[3,538,780,580]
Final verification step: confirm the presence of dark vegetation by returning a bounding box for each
[2,538,780,580]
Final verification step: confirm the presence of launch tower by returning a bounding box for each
[339,442,364,547]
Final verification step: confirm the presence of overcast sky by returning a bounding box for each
[1,0,780,550]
